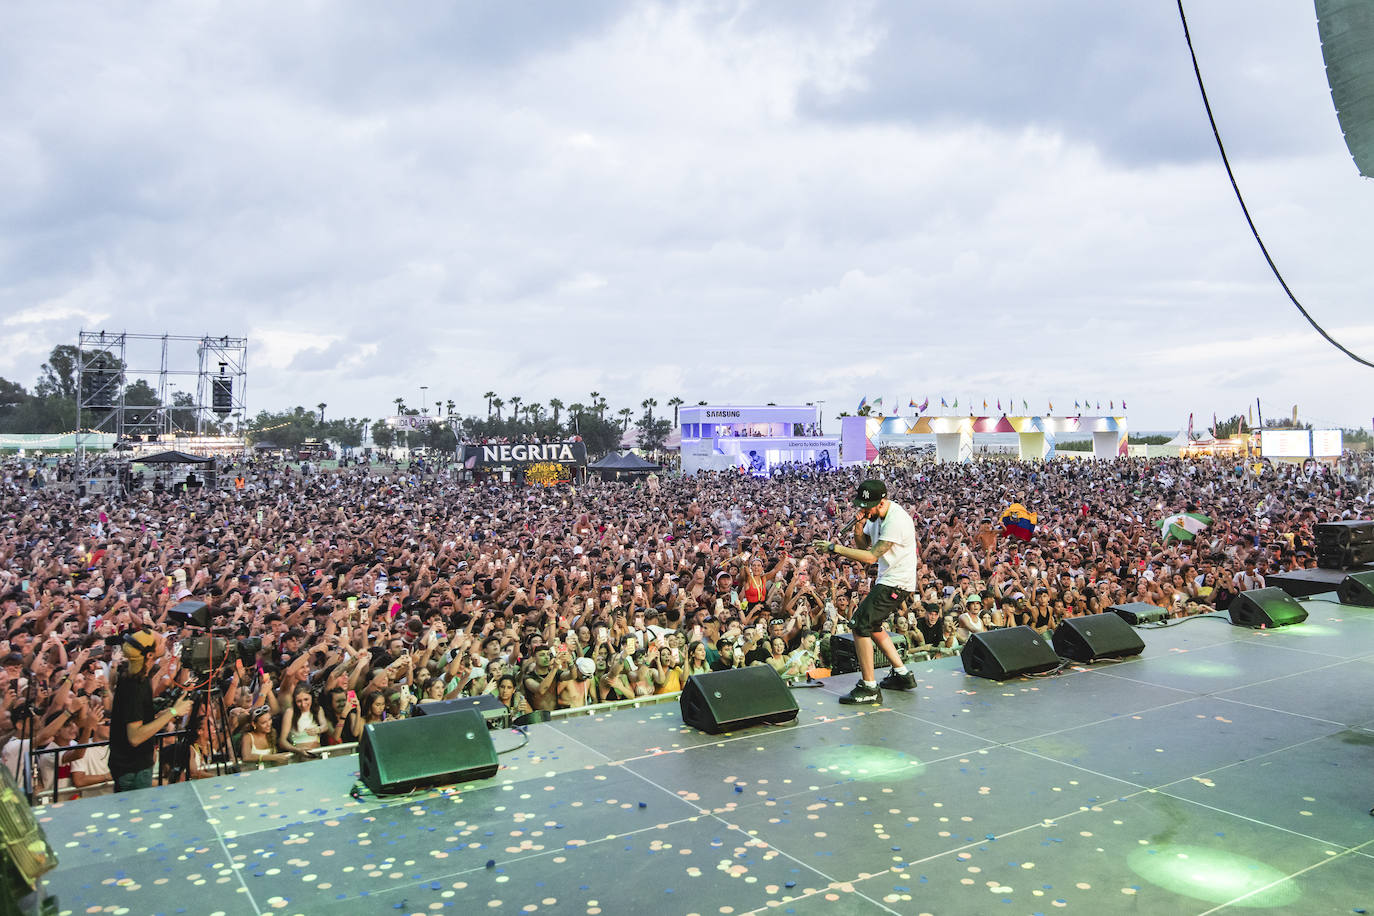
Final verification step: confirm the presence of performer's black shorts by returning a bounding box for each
[850,584,912,637]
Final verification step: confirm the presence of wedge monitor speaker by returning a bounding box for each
[960,626,1059,680]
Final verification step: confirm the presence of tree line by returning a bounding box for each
[1,346,688,456]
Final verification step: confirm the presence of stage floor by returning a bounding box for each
[33,599,1374,916]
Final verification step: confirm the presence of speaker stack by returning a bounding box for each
[1314,520,1374,570]
[679,666,799,734]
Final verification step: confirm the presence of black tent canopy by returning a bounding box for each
[135,450,214,464]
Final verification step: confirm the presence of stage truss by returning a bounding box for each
[74,331,248,467]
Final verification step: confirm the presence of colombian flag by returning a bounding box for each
[1000,503,1037,541]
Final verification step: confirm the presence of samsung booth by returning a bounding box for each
[678,405,838,475]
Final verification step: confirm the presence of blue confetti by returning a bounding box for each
[485,860,496,869]
[639,802,647,808]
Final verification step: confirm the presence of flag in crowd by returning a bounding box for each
[1159,512,1211,543]
[1000,503,1037,541]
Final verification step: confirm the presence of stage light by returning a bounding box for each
[805,745,924,782]
[1127,845,1299,907]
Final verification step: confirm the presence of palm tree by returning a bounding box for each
[668,396,684,426]
[483,391,496,419]
[393,397,405,416]
[548,398,564,424]
[617,407,633,431]
[697,400,707,406]
[641,397,658,425]
[435,401,442,418]
[317,402,327,423]
[509,396,523,423]
[529,403,545,423]
[596,395,608,417]
[491,397,504,420]
[446,399,455,417]
[589,392,602,418]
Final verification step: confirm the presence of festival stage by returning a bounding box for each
[32,598,1374,916]
[1267,564,1374,599]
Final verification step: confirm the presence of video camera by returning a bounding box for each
[179,634,263,676]
[164,598,262,675]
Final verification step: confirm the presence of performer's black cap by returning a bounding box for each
[853,479,887,508]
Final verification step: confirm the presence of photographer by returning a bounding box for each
[109,630,191,793]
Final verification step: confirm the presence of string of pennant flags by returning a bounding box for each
[856,396,1126,416]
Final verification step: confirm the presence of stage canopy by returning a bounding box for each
[135,450,215,464]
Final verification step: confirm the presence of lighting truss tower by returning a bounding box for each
[74,331,248,470]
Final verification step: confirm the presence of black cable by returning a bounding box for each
[496,727,531,755]
[1134,611,1233,629]
[1176,0,1374,369]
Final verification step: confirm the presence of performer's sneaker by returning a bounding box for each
[878,670,917,691]
[838,683,883,705]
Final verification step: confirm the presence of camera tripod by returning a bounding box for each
[165,678,240,782]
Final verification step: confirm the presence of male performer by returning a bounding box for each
[813,479,919,704]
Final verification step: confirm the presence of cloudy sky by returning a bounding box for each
[2,1,1371,432]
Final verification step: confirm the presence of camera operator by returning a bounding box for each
[109,630,191,793]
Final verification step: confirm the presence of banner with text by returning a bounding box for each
[461,441,588,468]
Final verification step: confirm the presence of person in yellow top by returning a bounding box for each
[649,644,684,695]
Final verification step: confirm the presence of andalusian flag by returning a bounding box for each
[1000,503,1037,541]
[1160,512,1211,542]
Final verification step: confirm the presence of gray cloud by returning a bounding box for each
[0,1,1368,432]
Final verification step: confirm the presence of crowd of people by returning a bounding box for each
[2,445,1370,799]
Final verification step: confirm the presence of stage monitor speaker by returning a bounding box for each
[1229,588,1309,628]
[1109,602,1166,625]
[412,694,508,728]
[679,666,798,734]
[828,632,906,675]
[1052,613,1145,663]
[960,626,1059,680]
[357,707,498,795]
[1337,569,1374,607]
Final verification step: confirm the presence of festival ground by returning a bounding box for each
[31,597,1374,916]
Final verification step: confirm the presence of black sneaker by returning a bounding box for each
[838,683,883,705]
[878,670,917,691]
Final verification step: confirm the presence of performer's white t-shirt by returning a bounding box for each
[864,501,918,591]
